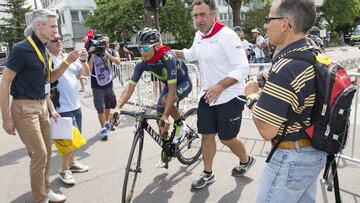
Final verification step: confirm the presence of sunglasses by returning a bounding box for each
[137,43,157,52]
[264,16,285,24]
[51,37,62,43]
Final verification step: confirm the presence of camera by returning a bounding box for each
[257,74,267,88]
[85,35,107,57]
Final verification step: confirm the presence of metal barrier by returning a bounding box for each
[113,62,359,164]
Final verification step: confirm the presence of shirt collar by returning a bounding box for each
[273,38,309,61]
[31,31,47,47]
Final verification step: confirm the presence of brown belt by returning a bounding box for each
[273,138,312,149]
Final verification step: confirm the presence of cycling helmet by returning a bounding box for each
[136,27,160,44]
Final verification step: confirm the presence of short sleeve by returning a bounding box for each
[6,45,25,73]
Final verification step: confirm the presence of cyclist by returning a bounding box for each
[112,27,193,168]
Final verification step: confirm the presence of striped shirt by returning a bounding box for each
[253,39,315,139]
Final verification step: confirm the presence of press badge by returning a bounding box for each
[45,83,50,94]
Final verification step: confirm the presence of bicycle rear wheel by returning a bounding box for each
[122,133,143,203]
[177,108,202,165]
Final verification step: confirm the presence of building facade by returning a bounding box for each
[41,0,96,50]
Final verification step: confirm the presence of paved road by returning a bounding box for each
[0,46,359,202]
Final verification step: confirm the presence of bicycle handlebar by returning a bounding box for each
[112,110,161,127]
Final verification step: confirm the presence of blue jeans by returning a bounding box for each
[59,108,82,132]
[256,146,326,203]
[257,57,265,71]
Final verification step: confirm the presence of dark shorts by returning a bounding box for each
[59,108,82,132]
[157,79,193,113]
[92,87,117,113]
[198,96,245,140]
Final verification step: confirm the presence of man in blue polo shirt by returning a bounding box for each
[0,10,67,203]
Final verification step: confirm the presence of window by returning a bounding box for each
[81,11,89,22]
[71,11,80,22]
[60,12,65,25]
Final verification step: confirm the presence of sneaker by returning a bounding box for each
[156,160,169,169]
[100,129,108,140]
[105,122,115,131]
[45,190,66,202]
[173,123,188,144]
[231,154,256,177]
[69,161,89,173]
[58,170,75,185]
[191,171,216,190]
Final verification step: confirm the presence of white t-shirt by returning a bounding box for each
[254,35,266,58]
[241,39,251,50]
[183,26,249,106]
[51,52,82,113]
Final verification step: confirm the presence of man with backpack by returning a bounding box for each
[245,0,327,202]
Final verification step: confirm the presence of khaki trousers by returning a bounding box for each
[11,99,51,203]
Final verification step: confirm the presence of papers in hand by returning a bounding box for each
[50,117,73,140]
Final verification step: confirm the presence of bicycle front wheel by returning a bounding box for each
[122,133,143,203]
[177,108,202,165]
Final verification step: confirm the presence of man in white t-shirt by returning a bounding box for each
[48,35,90,185]
[175,0,255,190]
[251,28,268,71]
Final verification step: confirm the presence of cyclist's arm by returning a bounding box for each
[115,84,135,110]
[162,83,177,118]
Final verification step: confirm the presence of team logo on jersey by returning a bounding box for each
[163,54,172,61]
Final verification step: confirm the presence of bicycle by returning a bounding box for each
[112,108,202,203]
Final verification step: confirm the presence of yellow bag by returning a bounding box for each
[54,127,87,156]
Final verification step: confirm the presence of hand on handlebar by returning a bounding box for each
[159,116,170,136]
[110,108,121,127]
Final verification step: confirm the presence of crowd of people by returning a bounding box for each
[0,0,329,202]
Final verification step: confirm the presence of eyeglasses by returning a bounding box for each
[264,16,285,24]
[137,43,157,52]
[50,37,62,43]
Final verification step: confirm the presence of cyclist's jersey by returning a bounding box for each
[129,50,189,86]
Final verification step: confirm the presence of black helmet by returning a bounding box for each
[136,27,160,44]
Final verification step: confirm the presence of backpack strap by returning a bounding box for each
[266,122,289,163]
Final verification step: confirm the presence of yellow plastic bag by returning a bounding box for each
[54,127,87,156]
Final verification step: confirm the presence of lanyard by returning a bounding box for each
[27,36,52,81]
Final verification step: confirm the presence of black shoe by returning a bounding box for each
[232,154,256,177]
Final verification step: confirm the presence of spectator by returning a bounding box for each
[88,35,121,140]
[175,0,255,190]
[251,28,268,71]
[245,0,326,202]
[0,9,66,203]
[48,35,90,185]
[234,27,251,57]
[123,45,134,61]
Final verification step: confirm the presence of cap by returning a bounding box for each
[251,28,261,34]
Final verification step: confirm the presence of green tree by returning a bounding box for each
[0,0,32,49]
[225,0,268,27]
[85,0,144,41]
[242,1,271,42]
[159,0,195,46]
[318,0,360,31]
[85,0,195,47]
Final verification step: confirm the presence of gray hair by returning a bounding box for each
[274,0,316,34]
[24,25,33,37]
[31,9,58,28]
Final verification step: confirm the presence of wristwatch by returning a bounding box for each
[246,97,258,109]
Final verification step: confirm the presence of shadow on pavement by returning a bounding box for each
[133,159,202,203]
[10,191,33,203]
[0,147,28,168]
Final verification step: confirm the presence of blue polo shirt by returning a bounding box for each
[6,32,50,99]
